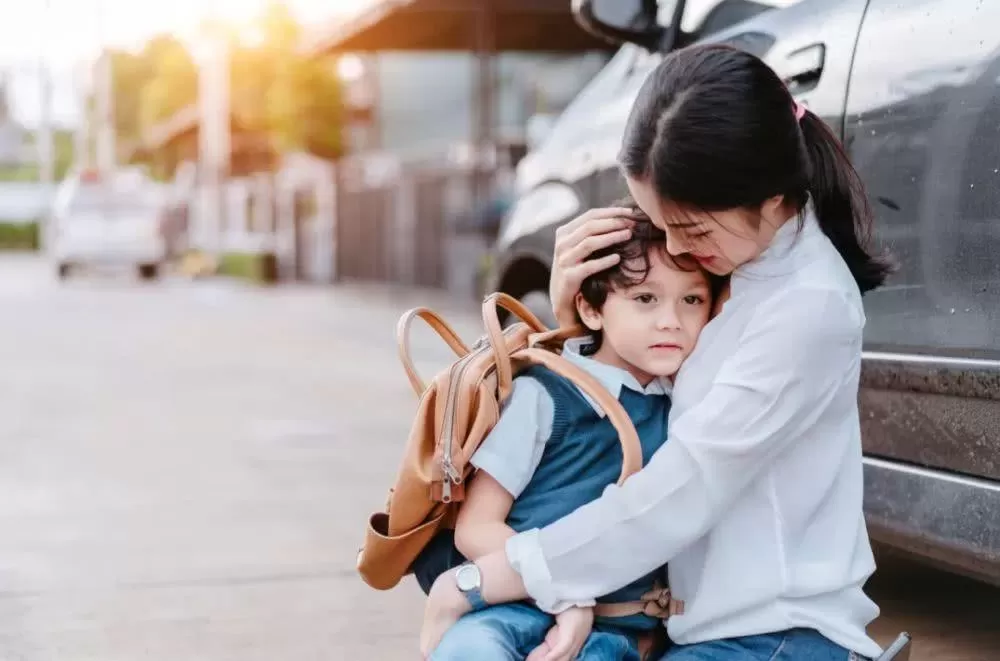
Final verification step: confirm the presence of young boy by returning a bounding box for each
[423,206,715,661]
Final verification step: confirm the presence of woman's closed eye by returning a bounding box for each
[675,225,712,241]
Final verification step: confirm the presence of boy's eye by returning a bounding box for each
[633,293,656,304]
[683,294,705,305]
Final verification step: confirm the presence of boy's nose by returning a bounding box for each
[656,307,682,330]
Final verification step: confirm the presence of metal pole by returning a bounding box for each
[73,57,91,171]
[197,5,230,257]
[472,1,495,218]
[35,0,55,252]
[95,0,115,179]
[37,0,54,188]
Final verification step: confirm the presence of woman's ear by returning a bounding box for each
[575,293,603,332]
[759,194,790,227]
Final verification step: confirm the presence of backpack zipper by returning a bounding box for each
[439,335,490,502]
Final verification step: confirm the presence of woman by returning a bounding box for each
[421,43,892,661]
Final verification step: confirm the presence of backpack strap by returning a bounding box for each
[396,307,471,396]
[527,325,589,351]
[481,292,550,400]
[513,347,645,485]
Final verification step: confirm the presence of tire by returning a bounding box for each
[504,290,559,329]
[137,263,160,280]
[57,262,71,280]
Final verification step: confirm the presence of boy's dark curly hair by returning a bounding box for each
[575,196,723,351]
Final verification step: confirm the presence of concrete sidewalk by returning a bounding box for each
[0,268,471,660]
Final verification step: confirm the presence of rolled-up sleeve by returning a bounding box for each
[506,289,862,613]
[471,376,553,498]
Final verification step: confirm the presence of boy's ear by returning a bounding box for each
[575,292,603,332]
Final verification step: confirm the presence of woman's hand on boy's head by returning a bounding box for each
[550,208,640,328]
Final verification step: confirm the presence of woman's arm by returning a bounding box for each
[422,287,862,632]
[454,471,516,560]
[512,288,863,611]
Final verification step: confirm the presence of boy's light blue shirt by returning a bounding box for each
[470,337,672,499]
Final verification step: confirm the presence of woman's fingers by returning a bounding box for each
[555,207,636,241]
[555,213,635,256]
[548,206,639,328]
[565,253,622,283]
[542,626,588,661]
[558,228,633,268]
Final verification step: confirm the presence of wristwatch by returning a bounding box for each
[454,562,488,611]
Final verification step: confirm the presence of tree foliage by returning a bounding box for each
[110,1,344,175]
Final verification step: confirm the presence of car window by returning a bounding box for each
[661,0,804,36]
[535,45,640,154]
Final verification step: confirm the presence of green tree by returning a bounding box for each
[239,1,345,159]
[137,35,198,135]
[114,3,345,177]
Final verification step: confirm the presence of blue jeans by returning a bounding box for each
[431,602,642,661]
[662,628,863,661]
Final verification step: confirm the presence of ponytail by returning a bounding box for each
[798,111,894,293]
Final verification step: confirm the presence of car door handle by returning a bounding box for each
[781,43,825,89]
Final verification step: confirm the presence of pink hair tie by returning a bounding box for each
[793,101,807,121]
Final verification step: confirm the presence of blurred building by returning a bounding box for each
[343,51,609,158]
[131,0,617,297]
[0,73,33,167]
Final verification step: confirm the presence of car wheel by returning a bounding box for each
[57,263,71,280]
[504,290,558,329]
[137,263,160,280]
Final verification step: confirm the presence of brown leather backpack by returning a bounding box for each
[356,292,652,592]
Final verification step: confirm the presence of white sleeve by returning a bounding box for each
[505,289,863,613]
[470,376,553,498]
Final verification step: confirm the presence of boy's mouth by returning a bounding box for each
[650,342,683,351]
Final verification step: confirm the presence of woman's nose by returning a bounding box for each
[664,229,687,256]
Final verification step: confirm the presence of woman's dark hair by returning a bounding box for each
[577,197,718,350]
[618,44,892,293]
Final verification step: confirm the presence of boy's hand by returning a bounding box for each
[526,606,593,661]
[419,570,472,658]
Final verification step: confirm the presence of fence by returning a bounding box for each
[272,152,504,300]
[183,150,507,300]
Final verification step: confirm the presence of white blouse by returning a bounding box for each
[505,208,883,658]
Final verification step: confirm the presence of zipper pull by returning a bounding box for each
[441,456,462,484]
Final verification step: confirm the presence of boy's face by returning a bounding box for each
[577,250,712,383]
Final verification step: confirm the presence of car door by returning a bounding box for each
[589,47,665,206]
[844,0,1000,580]
[587,0,871,209]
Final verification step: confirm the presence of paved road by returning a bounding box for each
[0,256,995,660]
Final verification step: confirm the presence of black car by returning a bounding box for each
[488,0,1000,586]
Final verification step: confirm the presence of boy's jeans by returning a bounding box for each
[430,602,642,661]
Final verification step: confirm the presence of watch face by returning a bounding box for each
[455,564,480,591]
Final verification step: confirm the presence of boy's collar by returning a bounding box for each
[561,337,672,417]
